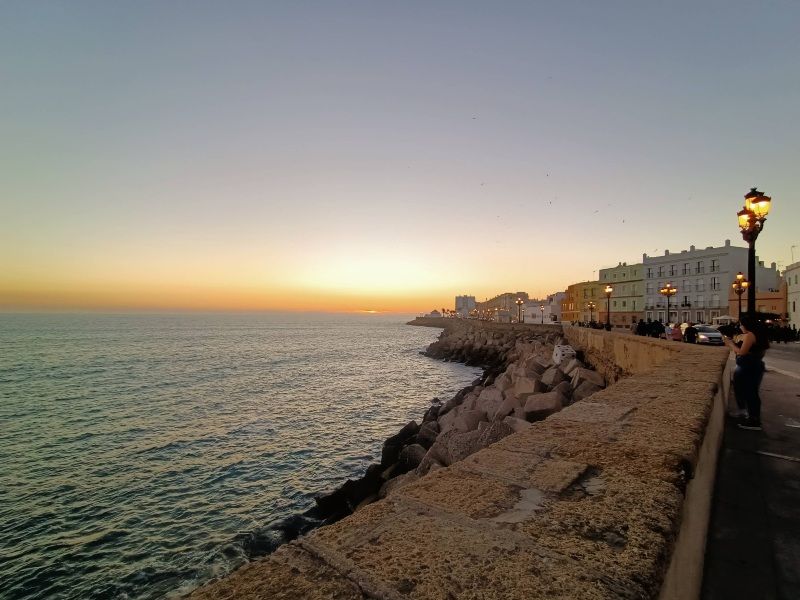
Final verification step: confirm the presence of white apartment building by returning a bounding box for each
[454,295,476,317]
[524,292,565,323]
[642,239,780,324]
[786,261,800,329]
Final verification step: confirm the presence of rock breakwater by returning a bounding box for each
[312,320,607,524]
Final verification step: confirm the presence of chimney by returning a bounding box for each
[665,249,670,256]
[690,245,695,251]
[771,262,777,270]
[643,253,647,260]
[725,239,731,247]
[759,261,764,267]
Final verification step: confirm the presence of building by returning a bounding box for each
[454,295,476,317]
[598,262,644,327]
[783,261,800,328]
[476,292,529,321]
[727,279,787,321]
[532,291,566,323]
[561,281,602,323]
[642,240,780,324]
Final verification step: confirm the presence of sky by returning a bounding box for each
[2,1,798,312]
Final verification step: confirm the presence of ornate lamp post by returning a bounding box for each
[604,285,613,329]
[659,282,677,324]
[731,272,749,320]
[540,304,545,324]
[587,301,596,324]
[515,298,523,323]
[737,187,772,317]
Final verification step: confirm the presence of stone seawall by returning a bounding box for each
[190,322,729,600]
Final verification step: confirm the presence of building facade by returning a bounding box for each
[727,279,787,321]
[454,295,476,317]
[598,262,644,327]
[785,261,800,328]
[561,281,601,323]
[476,292,529,320]
[642,239,780,324]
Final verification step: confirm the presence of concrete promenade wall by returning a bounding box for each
[191,323,729,600]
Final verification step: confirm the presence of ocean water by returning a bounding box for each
[0,313,479,600]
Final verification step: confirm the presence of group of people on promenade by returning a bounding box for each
[632,319,702,343]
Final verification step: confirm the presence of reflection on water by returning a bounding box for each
[0,313,479,599]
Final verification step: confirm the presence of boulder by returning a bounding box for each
[571,367,606,390]
[476,420,515,449]
[503,416,533,433]
[398,443,427,472]
[453,409,487,433]
[552,381,573,403]
[493,372,513,392]
[461,390,481,411]
[475,386,504,417]
[561,357,585,377]
[572,380,604,402]
[513,406,527,420]
[425,429,481,467]
[437,404,462,434]
[523,391,564,422]
[522,355,548,375]
[513,375,546,400]
[492,393,522,421]
[541,366,568,388]
[552,344,577,366]
[380,421,419,467]
[416,421,440,449]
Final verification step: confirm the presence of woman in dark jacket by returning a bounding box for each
[724,314,770,430]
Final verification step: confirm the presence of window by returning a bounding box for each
[712,294,720,307]
[613,273,617,278]
[669,265,677,276]
[696,261,704,274]
[613,300,617,307]
[696,311,704,323]
[682,295,690,306]
[646,283,654,294]
[658,266,664,277]
[710,259,719,272]
[683,279,691,292]
[683,263,690,275]
[696,279,704,292]
[696,296,705,307]
[711,276,720,291]
[647,267,653,278]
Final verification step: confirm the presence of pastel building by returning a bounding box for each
[598,262,644,327]
[642,240,780,324]
[784,261,800,327]
[561,281,602,323]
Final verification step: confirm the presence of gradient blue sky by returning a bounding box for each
[2,1,798,311]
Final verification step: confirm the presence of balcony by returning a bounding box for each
[680,301,692,307]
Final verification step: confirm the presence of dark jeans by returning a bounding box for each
[733,357,765,421]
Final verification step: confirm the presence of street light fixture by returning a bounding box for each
[540,304,545,324]
[587,301,596,324]
[604,285,613,329]
[731,272,749,320]
[738,187,772,317]
[515,298,523,323]
[659,282,677,325]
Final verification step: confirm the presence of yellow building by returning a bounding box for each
[598,262,644,327]
[561,281,602,323]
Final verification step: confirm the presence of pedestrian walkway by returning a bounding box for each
[702,369,800,600]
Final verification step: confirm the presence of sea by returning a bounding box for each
[0,312,480,600]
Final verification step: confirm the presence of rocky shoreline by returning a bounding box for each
[225,319,607,574]
[307,320,607,530]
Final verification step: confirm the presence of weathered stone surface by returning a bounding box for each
[424,429,481,467]
[188,543,365,600]
[571,367,606,389]
[492,393,522,421]
[380,421,419,467]
[378,470,420,498]
[436,404,462,434]
[502,416,533,433]
[552,381,573,402]
[572,380,604,402]
[513,375,545,400]
[523,390,564,422]
[398,443,427,471]
[561,357,585,376]
[475,386,504,417]
[493,372,513,392]
[453,409,486,433]
[415,421,440,449]
[541,366,568,387]
[476,420,515,449]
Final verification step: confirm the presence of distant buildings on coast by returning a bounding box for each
[441,238,795,329]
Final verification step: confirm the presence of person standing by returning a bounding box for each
[671,323,683,341]
[684,323,698,344]
[724,314,770,430]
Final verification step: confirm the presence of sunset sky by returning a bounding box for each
[2,2,798,312]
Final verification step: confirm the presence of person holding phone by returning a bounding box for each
[724,314,770,430]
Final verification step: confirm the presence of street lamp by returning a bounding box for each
[732,272,749,321]
[515,298,523,323]
[540,304,545,324]
[738,187,772,317]
[659,282,677,324]
[604,285,613,329]
[587,301,596,324]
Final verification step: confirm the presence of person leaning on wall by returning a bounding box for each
[723,314,770,431]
